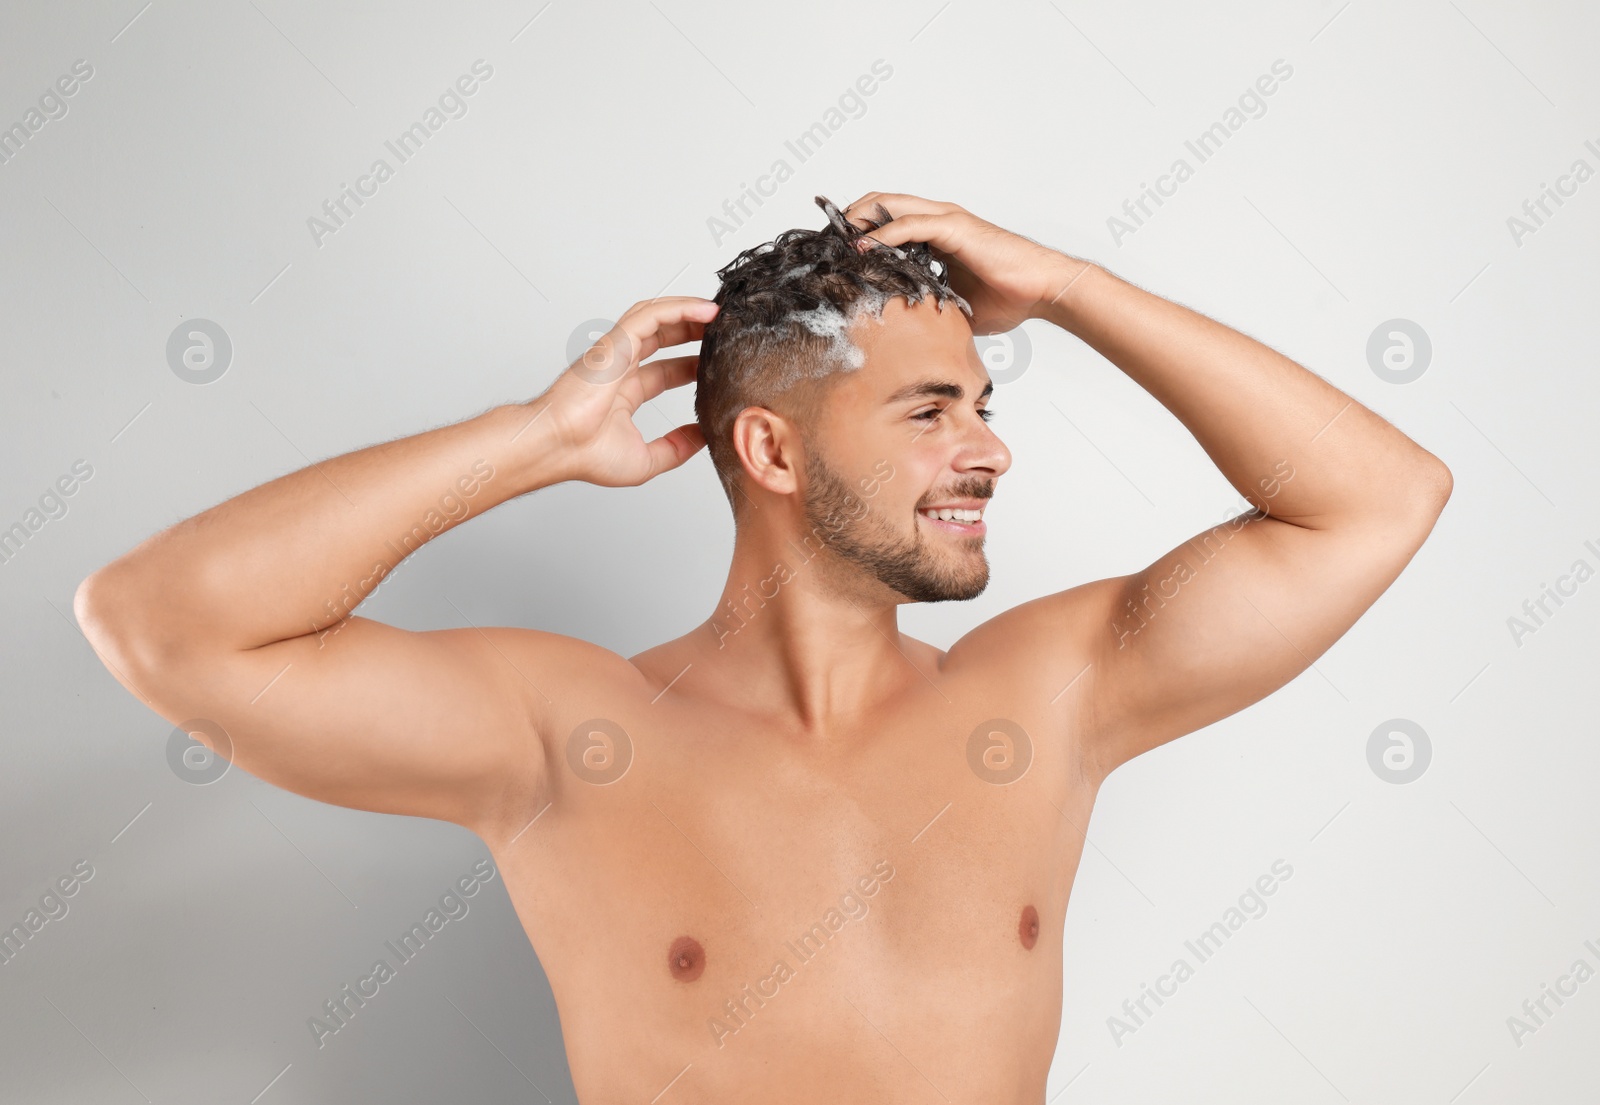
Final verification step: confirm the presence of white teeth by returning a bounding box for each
[921,508,982,523]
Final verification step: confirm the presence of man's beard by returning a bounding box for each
[800,447,991,604]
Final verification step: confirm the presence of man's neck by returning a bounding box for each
[688,535,917,739]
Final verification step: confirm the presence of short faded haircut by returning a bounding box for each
[695,195,971,518]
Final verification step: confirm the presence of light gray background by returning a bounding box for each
[3,0,1596,1101]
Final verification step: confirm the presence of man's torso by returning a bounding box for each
[482,629,1101,1104]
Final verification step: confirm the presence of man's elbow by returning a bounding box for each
[1414,455,1453,515]
[75,564,166,677]
[75,567,115,645]
[1387,455,1452,547]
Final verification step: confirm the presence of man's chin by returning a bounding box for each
[892,557,991,604]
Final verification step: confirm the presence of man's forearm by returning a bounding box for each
[1039,263,1449,526]
[79,397,568,661]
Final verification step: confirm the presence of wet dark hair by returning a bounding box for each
[695,195,971,517]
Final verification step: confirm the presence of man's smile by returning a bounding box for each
[917,504,987,536]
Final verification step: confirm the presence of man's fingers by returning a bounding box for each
[635,355,699,405]
[841,191,886,227]
[843,192,953,225]
[643,422,706,481]
[615,298,718,358]
[579,298,716,384]
[617,295,719,330]
[628,318,711,366]
[619,294,720,316]
[859,211,966,255]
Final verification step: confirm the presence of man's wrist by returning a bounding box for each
[1033,257,1104,335]
[485,396,576,494]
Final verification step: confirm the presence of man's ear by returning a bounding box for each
[732,406,803,499]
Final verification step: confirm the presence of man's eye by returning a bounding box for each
[913,407,998,422]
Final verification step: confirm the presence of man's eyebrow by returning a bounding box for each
[884,378,995,404]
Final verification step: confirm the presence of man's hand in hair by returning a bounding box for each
[842,192,1089,333]
[537,296,719,489]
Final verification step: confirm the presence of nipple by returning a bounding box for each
[668,935,705,981]
[1019,905,1040,950]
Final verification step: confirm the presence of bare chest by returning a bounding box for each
[487,685,1097,1099]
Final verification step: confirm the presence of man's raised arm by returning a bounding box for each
[74,297,718,837]
[1037,262,1451,779]
[845,193,1451,783]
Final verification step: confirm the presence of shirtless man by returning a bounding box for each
[75,192,1452,1103]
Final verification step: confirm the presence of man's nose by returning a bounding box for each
[961,416,1011,479]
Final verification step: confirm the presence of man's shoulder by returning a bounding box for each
[938,579,1120,721]
[946,580,1116,666]
[458,623,652,703]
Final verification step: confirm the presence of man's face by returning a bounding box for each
[798,295,1012,603]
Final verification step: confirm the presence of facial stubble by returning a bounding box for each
[799,445,991,604]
